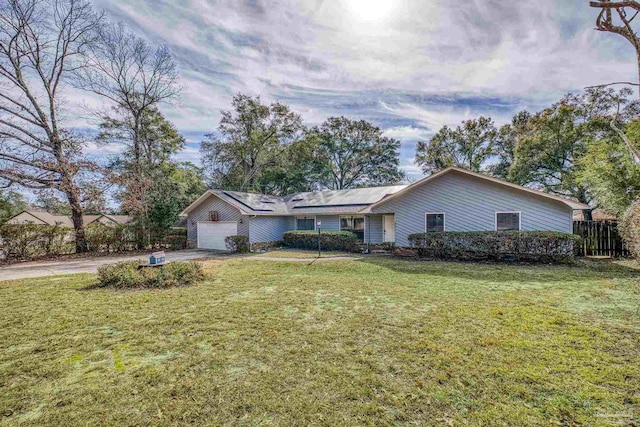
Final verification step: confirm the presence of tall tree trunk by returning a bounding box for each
[69,196,87,253]
[62,175,87,253]
[132,113,149,249]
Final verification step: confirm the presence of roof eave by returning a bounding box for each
[9,210,51,224]
[180,190,252,216]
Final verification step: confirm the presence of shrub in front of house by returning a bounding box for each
[164,234,188,250]
[620,199,640,258]
[283,230,359,252]
[0,224,72,261]
[225,235,250,253]
[407,231,581,263]
[85,223,139,253]
[96,260,204,289]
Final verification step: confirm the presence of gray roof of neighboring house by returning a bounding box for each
[6,211,133,227]
[172,216,188,228]
[99,215,133,225]
[182,185,409,216]
[573,209,617,221]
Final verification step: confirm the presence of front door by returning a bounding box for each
[383,215,395,243]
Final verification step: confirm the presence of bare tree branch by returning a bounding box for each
[590,1,640,9]
[586,81,640,88]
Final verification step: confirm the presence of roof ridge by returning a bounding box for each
[216,184,409,200]
[361,166,589,213]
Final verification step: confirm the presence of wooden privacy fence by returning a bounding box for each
[573,220,630,258]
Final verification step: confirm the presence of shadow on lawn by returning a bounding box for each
[354,256,640,284]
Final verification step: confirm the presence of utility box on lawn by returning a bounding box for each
[149,251,166,265]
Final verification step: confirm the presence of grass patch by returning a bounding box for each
[1,258,639,426]
[252,249,357,258]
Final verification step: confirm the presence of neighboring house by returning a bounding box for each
[181,167,589,250]
[572,209,617,222]
[172,216,188,228]
[5,211,133,227]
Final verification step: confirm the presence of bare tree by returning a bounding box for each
[74,23,179,244]
[75,23,179,176]
[0,0,102,252]
[591,1,640,92]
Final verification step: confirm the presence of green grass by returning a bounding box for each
[252,248,358,258]
[1,258,639,426]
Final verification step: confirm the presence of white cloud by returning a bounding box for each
[383,126,432,142]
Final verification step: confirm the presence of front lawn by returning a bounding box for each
[1,258,639,426]
[252,248,358,258]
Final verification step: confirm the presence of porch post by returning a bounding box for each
[366,215,370,254]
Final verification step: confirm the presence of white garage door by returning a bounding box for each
[197,221,238,250]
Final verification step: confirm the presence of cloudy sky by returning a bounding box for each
[84,0,636,179]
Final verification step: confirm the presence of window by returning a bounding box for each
[340,215,365,240]
[425,213,445,232]
[208,211,219,221]
[296,216,315,231]
[496,212,520,231]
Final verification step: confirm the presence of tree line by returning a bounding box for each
[200,94,404,195]
[414,87,640,220]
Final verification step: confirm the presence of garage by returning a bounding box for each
[196,221,238,250]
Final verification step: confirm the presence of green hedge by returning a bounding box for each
[407,231,581,263]
[163,235,188,250]
[0,224,73,261]
[1,222,190,262]
[225,235,250,253]
[85,223,138,252]
[96,260,204,289]
[283,231,358,252]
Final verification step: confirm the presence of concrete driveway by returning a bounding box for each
[0,249,225,281]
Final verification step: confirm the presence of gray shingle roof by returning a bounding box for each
[182,167,589,217]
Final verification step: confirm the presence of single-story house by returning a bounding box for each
[180,167,589,250]
[5,211,133,227]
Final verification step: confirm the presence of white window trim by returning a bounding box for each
[495,211,521,231]
[340,215,366,238]
[295,215,317,231]
[425,212,446,233]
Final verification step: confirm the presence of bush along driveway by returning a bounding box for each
[0,250,223,281]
